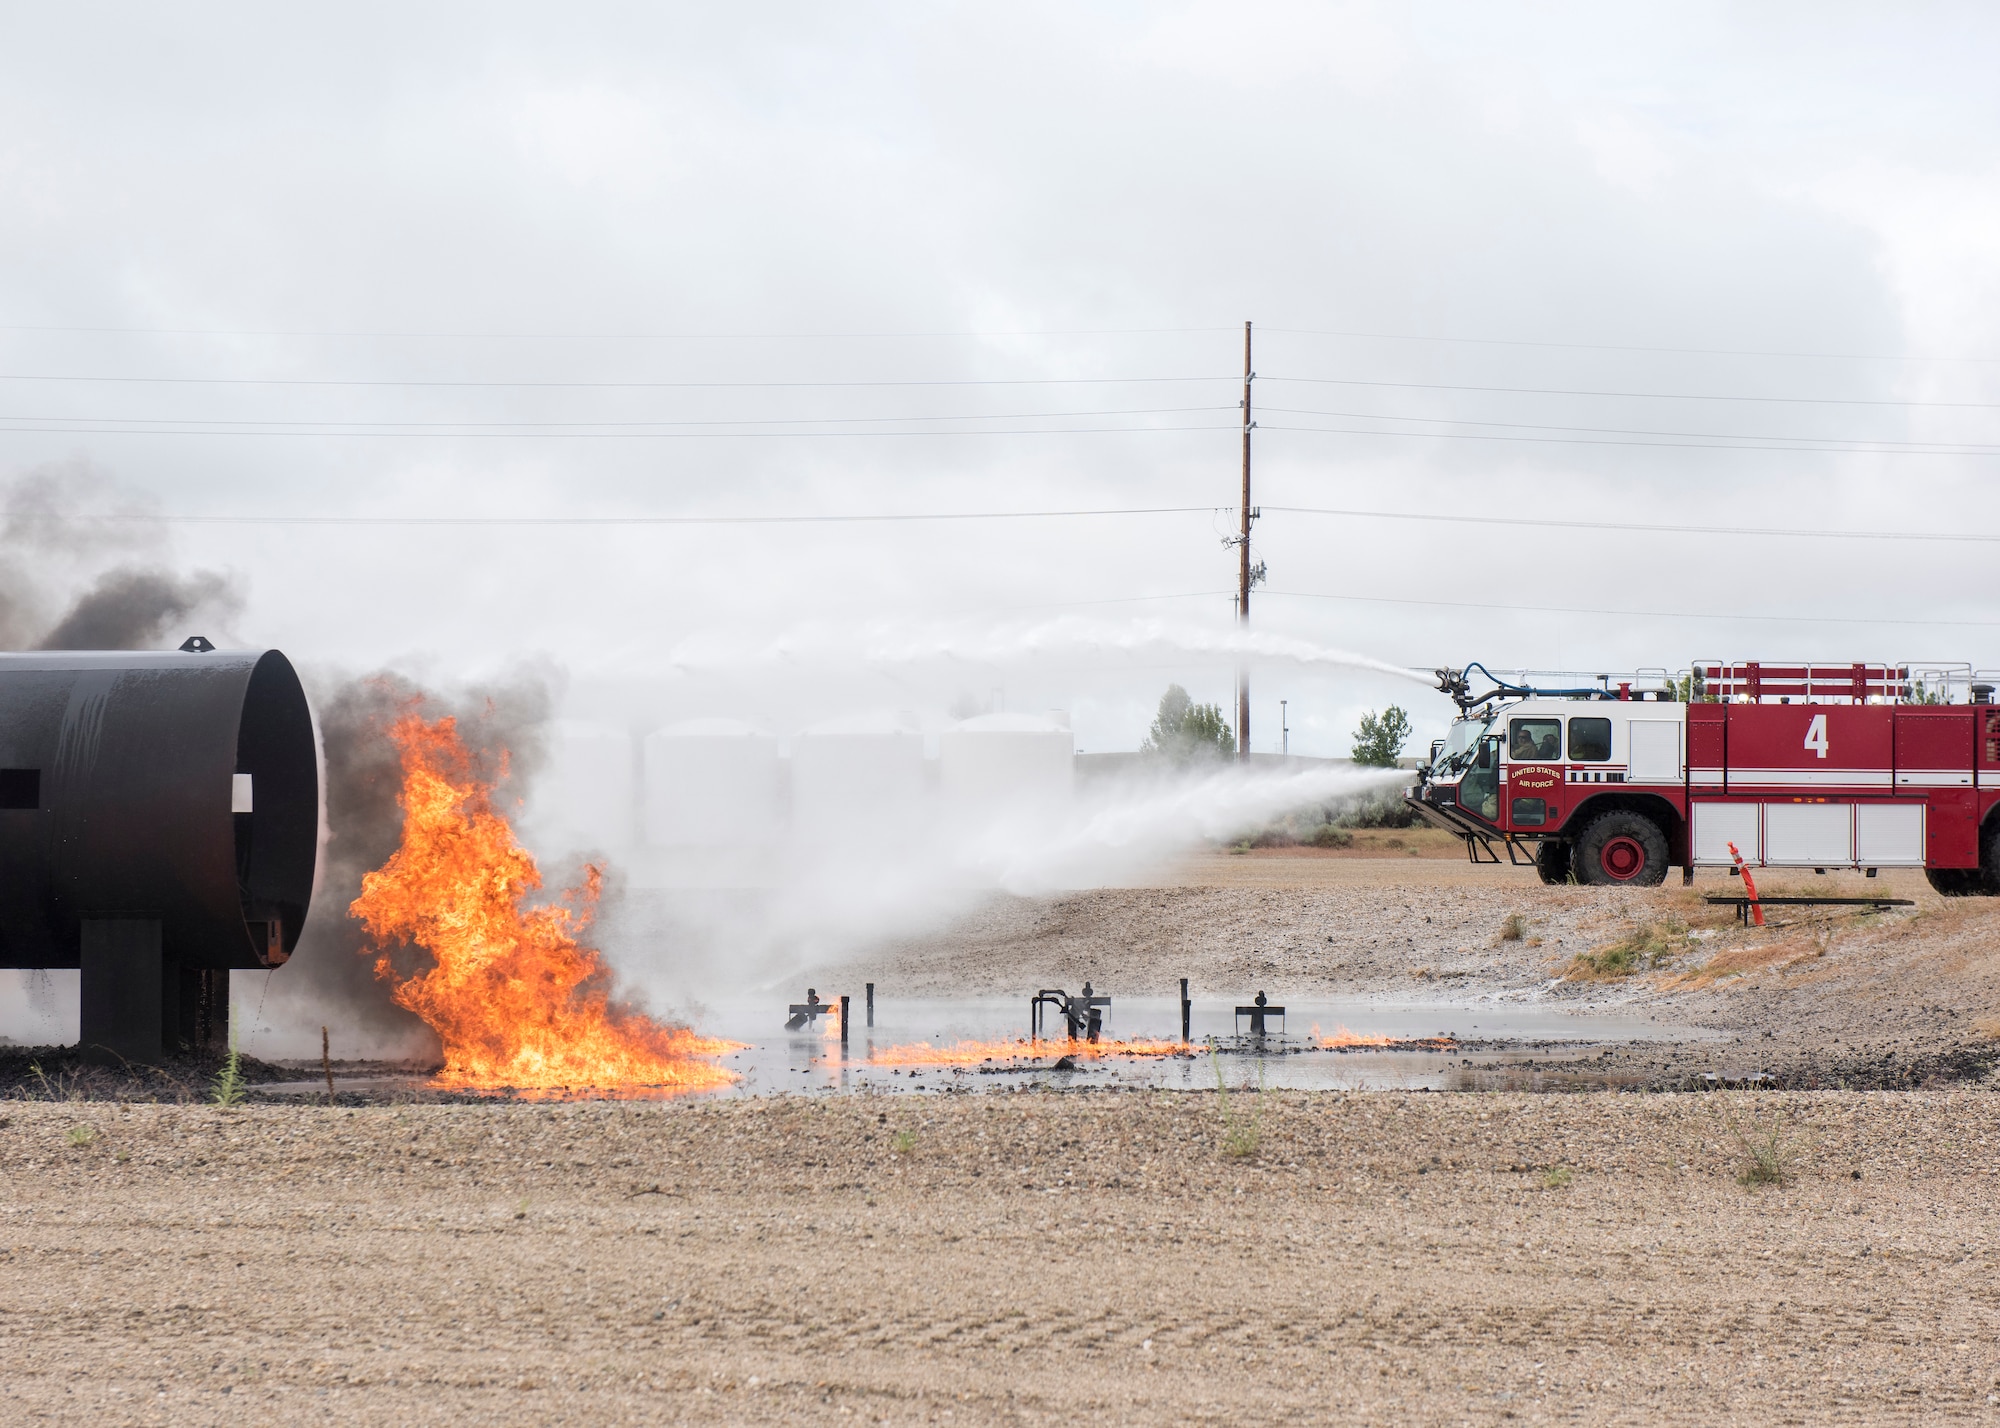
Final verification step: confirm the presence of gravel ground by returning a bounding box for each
[2,1092,1996,1425]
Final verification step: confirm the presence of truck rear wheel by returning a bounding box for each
[1574,811,1669,887]
[1535,840,1571,885]
[1926,867,1982,897]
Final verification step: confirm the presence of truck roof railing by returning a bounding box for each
[1696,661,2000,705]
[1440,660,2000,712]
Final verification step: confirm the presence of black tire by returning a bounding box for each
[1926,867,1982,898]
[1573,810,1670,887]
[1535,840,1572,886]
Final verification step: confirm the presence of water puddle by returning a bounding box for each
[264,994,1719,1099]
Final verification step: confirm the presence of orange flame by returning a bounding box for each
[349,711,741,1092]
[869,1036,1189,1066]
[1314,1024,1456,1050]
[1315,1024,1399,1048]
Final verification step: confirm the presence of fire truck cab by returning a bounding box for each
[1408,661,2000,896]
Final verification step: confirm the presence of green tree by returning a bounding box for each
[1141,684,1235,764]
[1351,705,1413,767]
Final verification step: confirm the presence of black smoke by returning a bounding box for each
[0,461,243,652]
[36,567,243,651]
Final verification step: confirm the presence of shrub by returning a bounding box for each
[1310,824,1353,849]
[1352,706,1413,767]
[1499,912,1528,943]
[1141,685,1234,764]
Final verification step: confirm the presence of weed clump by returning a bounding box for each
[1309,824,1353,849]
[210,1028,246,1109]
[1542,1165,1573,1189]
[1726,1108,1798,1188]
[65,1124,96,1148]
[890,1129,917,1155]
[1712,1096,1808,1184]
[1566,921,1685,980]
[1212,1049,1264,1159]
[1498,912,1528,943]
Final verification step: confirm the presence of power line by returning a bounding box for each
[1258,406,2000,455]
[0,371,1227,391]
[1263,588,2000,630]
[0,421,1234,440]
[1261,421,1999,457]
[0,323,1238,340]
[0,403,1230,432]
[1263,374,2000,411]
[1261,505,2000,545]
[1261,326,2000,366]
[36,506,1224,527]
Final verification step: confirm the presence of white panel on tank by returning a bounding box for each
[1692,801,1760,864]
[548,721,637,846]
[1763,802,1852,865]
[939,712,1073,813]
[1627,720,1681,784]
[791,712,925,836]
[1855,803,1925,865]
[643,718,781,846]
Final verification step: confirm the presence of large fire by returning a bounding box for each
[350,711,740,1092]
[869,1036,1189,1066]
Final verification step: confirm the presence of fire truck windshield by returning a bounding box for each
[1433,714,1491,775]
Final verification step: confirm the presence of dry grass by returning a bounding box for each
[1664,929,1833,989]
[1497,912,1528,943]
[1564,921,1688,981]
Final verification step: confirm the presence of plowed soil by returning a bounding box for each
[2,1092,1995,1424]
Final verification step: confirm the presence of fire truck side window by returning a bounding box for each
[1508,719,1560,762]
[1568,717,1613,762]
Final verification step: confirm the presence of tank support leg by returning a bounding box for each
[79,918,165,1065]
[167,962,228,1056]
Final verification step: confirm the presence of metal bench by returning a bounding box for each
[1703,895,1913,927]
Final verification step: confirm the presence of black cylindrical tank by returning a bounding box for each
[0,648,318,971]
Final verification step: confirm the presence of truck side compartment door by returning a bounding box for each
[1688,705,1726,791]
[1895,707,1976,868]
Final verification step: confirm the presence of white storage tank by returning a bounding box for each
[939,711,1073,814]
[545,720,638,848]
[642,718,781,846]
[791,711,925,837]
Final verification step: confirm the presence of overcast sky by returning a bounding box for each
[2,2,1997,755]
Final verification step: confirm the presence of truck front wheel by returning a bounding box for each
[1535,840,1572,885]
[1574,811,1669,887]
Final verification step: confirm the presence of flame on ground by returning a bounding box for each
[1315,1024,1456,1050]
[869,1036,1189,1066]
[349,711,741,1092]
[1315,1024,1402,1048]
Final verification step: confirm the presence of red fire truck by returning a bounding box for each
[1407,662,2000,895]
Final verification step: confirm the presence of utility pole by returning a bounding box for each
[1280,699,1288,757]
[1235,320,1257,761]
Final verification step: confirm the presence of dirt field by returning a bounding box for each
[3,1092,1997,1424]
[7,851,2000,1425]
